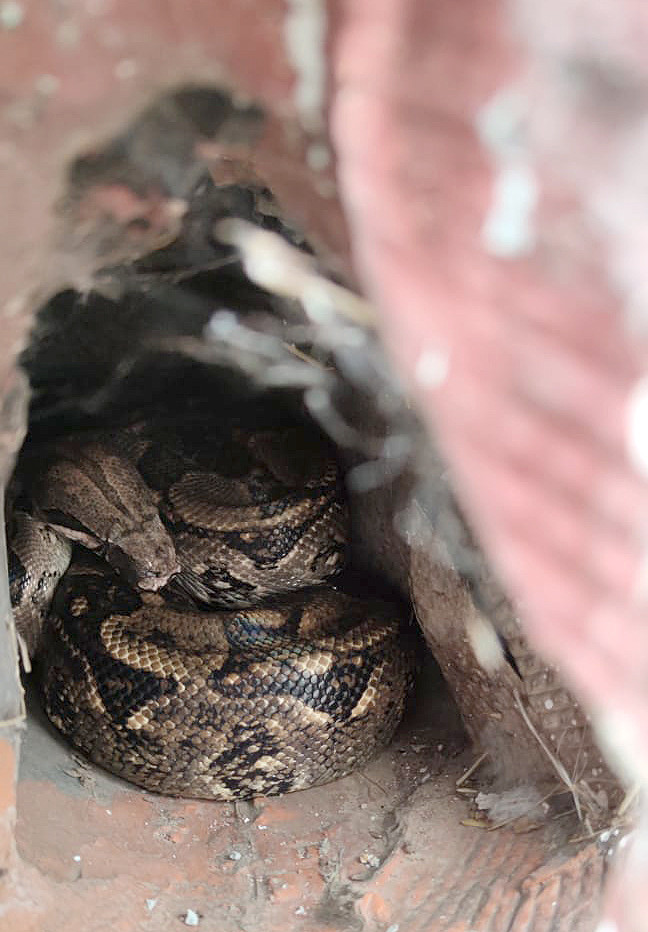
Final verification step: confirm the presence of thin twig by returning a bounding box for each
[282,343,331,370]
[513,690,584,825]
[456,751,489,788]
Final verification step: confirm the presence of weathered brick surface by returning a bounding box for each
[1,0,648,928]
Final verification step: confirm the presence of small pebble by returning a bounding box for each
[183,908,200,926]
[295,906,306,916]
[145,899,157,912]
[228,851,242,861]
[359,852,381,868]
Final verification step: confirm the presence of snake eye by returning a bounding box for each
[104,543,139,586]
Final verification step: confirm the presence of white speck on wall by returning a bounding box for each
[476,88,527,159]
[307,142,331,172]
[0,1,23,29]
[481,163,538,258]
[35,74,60,96]
[283,0,327,134]
[626,376,648,479]
[183,908,200,926]
[145,899,157,911]
[56,18,81,48]
[115,58,138,81]
[415,347,449,388]
[476,87,538,259]
[544,698,554,710]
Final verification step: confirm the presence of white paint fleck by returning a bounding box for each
[594,922,618,932]
[4,295,27,318]
[35,74,60,96]
[73,855,81,862]
[415,347,449,389]
[481,163,538,258]
[115,58,138,81]
[295,906,307,916]
[307,142,331,172]
[0,1,23,29]
[145,899,157,911]
[626,376,648,479]
[57,19,81,48]
[476,88,527,158]
[476,87,537,259]
[183,908,200,926]
[283,0,327,133]
[544,698,554,710]
[257,824,268,830]
[105,809,112,815]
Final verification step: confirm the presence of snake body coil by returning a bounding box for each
[9,414,413,799]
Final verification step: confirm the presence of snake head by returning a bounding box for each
[31,439,181,592]
[104,523,181,592]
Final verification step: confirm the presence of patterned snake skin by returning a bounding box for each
[8,414,413,799]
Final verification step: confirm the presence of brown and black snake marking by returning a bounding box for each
[39,557,413,799]
[11,414,414,799]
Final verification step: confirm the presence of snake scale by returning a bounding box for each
[8,411,413,799]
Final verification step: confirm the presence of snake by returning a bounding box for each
[8,411,413,799]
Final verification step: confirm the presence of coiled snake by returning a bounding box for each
[8,413,413,799]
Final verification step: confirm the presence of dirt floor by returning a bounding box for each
[6,662,612,932]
